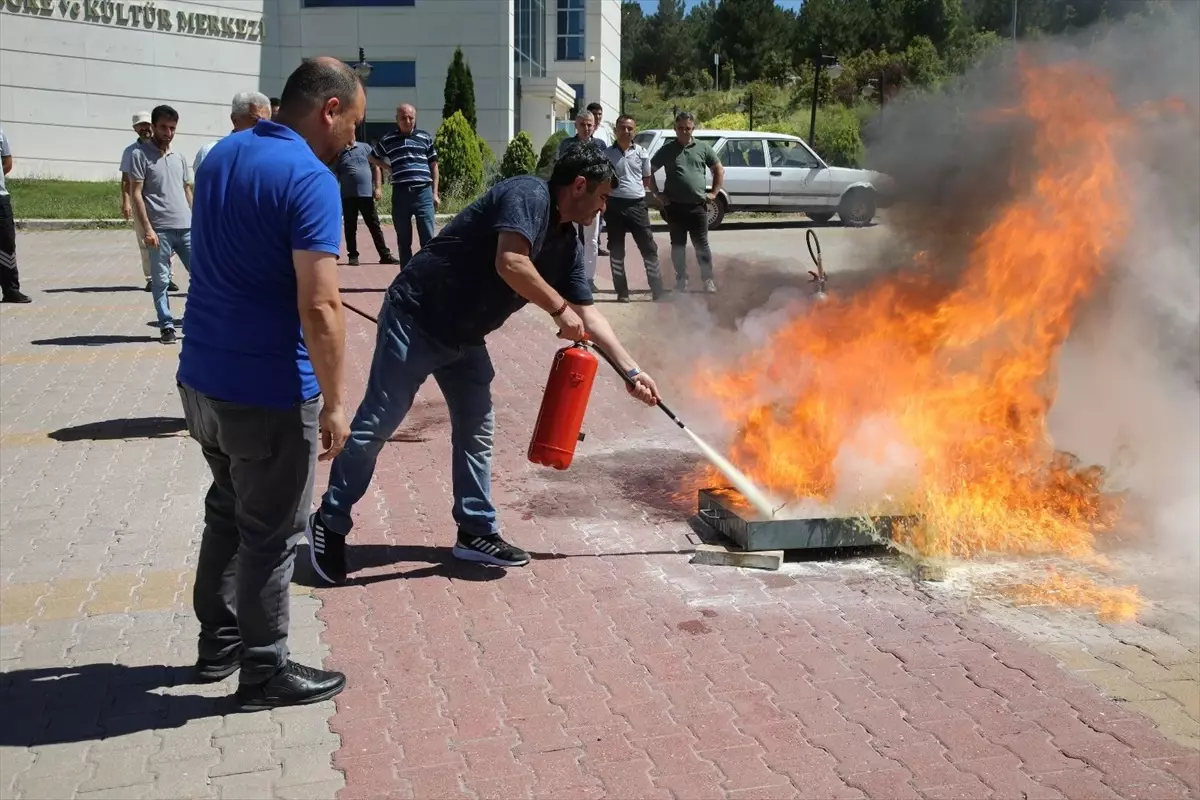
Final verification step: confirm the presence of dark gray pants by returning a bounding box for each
[604,196,661,296]
[178,383,320,683]
[664,201,714,282]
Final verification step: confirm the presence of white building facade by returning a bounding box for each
[0,0,621,180]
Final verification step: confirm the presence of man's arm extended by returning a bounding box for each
[575,304,659,405]
[294,250,348,460]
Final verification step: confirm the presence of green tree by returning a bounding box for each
[443,47,477,130]
[904,35,945,86]
[710,0,792,83]
[536,130,569,178]
[500,132,538,179]
[435,111,483,199]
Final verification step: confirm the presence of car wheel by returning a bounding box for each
[807,211,835,224]
[838,189,876,227]
[707,196,727,229]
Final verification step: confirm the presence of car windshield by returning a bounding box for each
[633,132,656,149]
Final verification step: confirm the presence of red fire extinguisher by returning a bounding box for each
[527,342,599,470]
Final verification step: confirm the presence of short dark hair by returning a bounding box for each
[151,105,178,124]
[550,140,618,191]
[269,97,280,105]
[615,113,635,126]
[586,102,603,113]
[278,58,361,117]
[674,110,696,125]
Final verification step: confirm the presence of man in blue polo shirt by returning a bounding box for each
[370,103,438,266]
[305,143,661,584]
[178,57,361,711]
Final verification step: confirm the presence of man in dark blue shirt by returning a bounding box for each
[370,103,438,267]
[306,143,661,583]
[178,58,361,710]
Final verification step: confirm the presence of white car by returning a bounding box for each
[633,129,894,229]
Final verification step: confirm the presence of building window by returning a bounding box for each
[346,60,416,87]
[556,0,585,61]
[304,0,414,7]
[514,0,545,78]
[568,82,585,116]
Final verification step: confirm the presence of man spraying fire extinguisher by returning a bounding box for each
[305,142,660,581]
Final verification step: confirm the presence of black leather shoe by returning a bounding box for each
[194,652,241,683]
[235,661,346,711]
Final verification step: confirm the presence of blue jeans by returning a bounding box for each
[151,228,192,330]
[391,183,435,266]
[319,300,498,538]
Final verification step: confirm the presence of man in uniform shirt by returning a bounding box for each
[370,104,439,267]
[604,114,663,302]
[334,140,398,266]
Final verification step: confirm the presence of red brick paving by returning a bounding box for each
[315,263,1199,800]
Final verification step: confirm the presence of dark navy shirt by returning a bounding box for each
[334,142,374,198]
[178,120,342,408]
[371,128,436,188]
[388,175,593,347]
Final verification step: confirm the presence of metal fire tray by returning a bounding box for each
[697,487,910,552]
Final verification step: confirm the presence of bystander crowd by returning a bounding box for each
[0,126,29,304]
[177,57,362,710]
[129,105,193,343]
[370,104,438,267]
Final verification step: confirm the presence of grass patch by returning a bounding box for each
[9,179,123,219]
[8,178,477,220]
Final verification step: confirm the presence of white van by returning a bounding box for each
[633,129,893,229]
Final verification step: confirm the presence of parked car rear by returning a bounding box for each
[633,129,894,228]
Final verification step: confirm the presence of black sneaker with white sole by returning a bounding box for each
[452,532,530,567]
[305,511,346,585]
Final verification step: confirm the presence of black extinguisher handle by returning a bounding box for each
[587,340,686,430]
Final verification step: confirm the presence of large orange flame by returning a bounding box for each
[687,58,1157,616]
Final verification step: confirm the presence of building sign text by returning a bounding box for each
[1,0,265,42]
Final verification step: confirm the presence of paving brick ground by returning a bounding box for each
[2,225,1197,800]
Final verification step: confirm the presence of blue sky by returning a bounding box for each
[634,0,805,11]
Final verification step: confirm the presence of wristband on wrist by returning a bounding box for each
[625,367,642,380]
[550,301,568,318]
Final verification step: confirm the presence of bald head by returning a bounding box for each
[396,103,417,134]
[277,56,365,165]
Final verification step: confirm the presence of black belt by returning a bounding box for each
[392,182,431,192]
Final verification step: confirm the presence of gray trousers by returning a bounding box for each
[178,383,320,683]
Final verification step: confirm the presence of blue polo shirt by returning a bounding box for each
[178,120,342,408]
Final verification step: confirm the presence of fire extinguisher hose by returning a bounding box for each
[588,341,687,430]
[340,297,688,431]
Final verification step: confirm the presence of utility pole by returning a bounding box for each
[1011,0,1018,40]
[713,52,720,91]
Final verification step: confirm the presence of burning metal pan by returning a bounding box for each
[697,487,913,552]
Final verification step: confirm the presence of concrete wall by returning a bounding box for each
[544,0,620,127]
[0,0,267,180]
[270,0,515,158]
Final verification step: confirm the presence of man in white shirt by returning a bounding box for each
[120,112,167,291]
[194,91,272,179]
[556,110,603,290]
[604,114,663,302]
[586,102,612,256]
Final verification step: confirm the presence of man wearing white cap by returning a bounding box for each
[121,112,176,292]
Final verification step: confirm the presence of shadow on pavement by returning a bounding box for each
[31,334,155,346]
[517,447,705,521]
[0,664,235,747]
[41,285,144,294]
[294,542,507,587]
[49,417,187,442]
